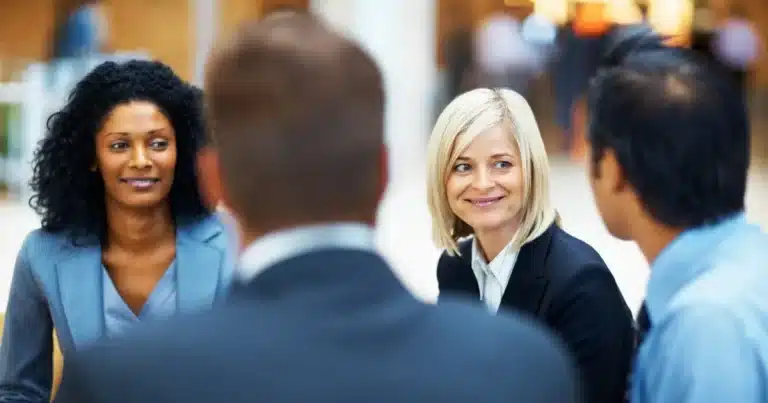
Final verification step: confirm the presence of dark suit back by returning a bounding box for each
[437,224,635,403]
[55,249,582,403]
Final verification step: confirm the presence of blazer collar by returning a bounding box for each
[56,214,225,347]
[230,249,408,307]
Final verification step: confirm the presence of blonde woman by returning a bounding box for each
[427,88,634,403]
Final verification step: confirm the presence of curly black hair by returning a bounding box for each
[29,59,210,245]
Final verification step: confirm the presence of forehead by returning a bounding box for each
[454,125,519,158]
[101,101,171,132]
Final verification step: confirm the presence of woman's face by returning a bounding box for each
[446,125,524,235]
[95,101,177,210]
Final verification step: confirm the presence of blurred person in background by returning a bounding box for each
[53,13,582,403]
[475,12,544,98]
[0,60,234,402]
[429,88,634,403]
[712,2,762,102]
[551,4,605,154]
[439,28,477,115]
[587,45,768,403]
[51,0,109,59]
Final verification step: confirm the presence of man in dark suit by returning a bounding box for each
[54,13,582,403]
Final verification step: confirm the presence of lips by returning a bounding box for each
[120,178,160,190]
[467,196,504,207]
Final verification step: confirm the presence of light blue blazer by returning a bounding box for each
[0,214,235,401]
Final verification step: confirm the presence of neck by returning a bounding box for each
[237,214,376,251]
[631,218,684,265]
[474,225,518,262]
[105,201,175,252]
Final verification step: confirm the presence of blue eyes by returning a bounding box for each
[453,160,512,172]
[454,163,471,173]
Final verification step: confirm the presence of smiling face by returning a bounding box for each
[95,101,177,210]
[446,125,525,235]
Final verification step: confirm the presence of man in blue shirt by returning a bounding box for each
[585,45,768,402]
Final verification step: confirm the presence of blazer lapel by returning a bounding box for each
[444,240,481,299]
[56,243,104,348]
[500,224,556,315]
[176,216,225,313]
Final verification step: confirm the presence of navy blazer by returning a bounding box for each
[0,214,235,402]
[54,249,583,403]
[437,223,635,403]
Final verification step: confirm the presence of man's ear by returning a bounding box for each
[601,148,627,194]
[197,146,224,210]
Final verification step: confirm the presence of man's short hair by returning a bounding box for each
[588,47,749,228]
[205,14,385,228]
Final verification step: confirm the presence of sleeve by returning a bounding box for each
[0,237,54,402]
[50,355,90,403]
[436,251,464,302]
[637,305,762,403]
[547,265,636,403]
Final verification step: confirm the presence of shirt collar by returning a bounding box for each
[237,222,376,283]
[645,212,747,322]
[471,237,518,278]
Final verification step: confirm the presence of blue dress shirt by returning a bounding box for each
[632,213,768,403]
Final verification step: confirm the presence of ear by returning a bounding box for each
[196,146,224,210]
[600,148,627,194]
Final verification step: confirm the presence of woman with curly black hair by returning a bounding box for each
[0,60,234,401]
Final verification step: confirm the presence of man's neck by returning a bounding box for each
[632,219,684,265]
[238,214,376,250]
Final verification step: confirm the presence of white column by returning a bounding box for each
[312,0,440,303]
[192,0,218,87]
[311,0,437,179]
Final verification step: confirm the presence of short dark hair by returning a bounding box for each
[587,47,749,228]
[30,60,210,244]
[205,14,384,229]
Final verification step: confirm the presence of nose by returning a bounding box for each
[472,167,494,191]
[128,145,152,169]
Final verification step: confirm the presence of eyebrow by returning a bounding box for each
[455,153,514,161]
[105,129,168,137]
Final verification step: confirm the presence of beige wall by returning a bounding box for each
[0,0,55,67]
[0,0,310,82]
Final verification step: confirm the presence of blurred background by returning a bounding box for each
[0,0,766,314]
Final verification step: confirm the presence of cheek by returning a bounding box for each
[95,151,122,179]
[500,168,524,196]
[158,149,178,173]
[445,175,468,203]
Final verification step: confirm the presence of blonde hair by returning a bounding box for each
[426,88,558,256]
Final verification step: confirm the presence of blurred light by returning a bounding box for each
[522,13,558,46]
[606,0,644,25]
[533,0,568,24]
[573,2,610,36]
[648,0,693,36]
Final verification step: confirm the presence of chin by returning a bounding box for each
[465,218,511,235]
[603,222,631,241]
[119,195,169,210]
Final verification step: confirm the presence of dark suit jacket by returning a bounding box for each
[55,249,583,403]
[438,224,635,403]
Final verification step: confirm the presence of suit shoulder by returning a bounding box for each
[433,297,577,371]
[436,239,471,276]
[16,228,73,266]
[547,226,609,275]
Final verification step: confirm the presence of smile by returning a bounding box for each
[120,178,160,189]
[467,196,504,207]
